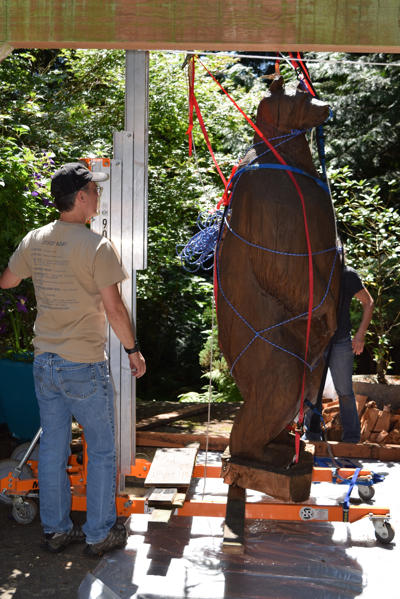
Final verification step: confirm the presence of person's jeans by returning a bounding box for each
[329,336,361,443]
[33,353,117,543]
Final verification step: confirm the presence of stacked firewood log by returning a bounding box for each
[322,395,400,444]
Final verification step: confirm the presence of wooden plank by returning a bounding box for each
[148,508,173,527]
[172,492,186,508]
[144,445,199,487]
[136,405,209,430]
[148,487,177,507]
[312,441,400,461]
[223,484,246,553]
[2,0,399,52]
[136,430,229,450]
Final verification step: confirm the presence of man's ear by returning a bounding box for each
[76,188,87,204]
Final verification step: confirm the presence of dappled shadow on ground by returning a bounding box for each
[0,507,99,599]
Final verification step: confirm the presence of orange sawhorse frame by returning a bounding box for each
[1,448,392,540]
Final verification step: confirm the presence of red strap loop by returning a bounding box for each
[186,57,195,156]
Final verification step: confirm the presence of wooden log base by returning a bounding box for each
[222,441,315,502]
[223,484,246,553]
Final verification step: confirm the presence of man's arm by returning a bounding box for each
[99,283,146,378]
[352,287,374,355]
[0,267,22,289]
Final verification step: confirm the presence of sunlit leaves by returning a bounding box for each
[331,167,400,379]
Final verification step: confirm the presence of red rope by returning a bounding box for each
[288,52,315,97]
[186,58,195,156]
[186,57,227,187]
[193,95,227,187]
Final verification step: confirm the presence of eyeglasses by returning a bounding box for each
[95,185,103,197]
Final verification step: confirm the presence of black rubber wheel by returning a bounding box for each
[374,522,395,544]
[358,484,375,501]
[12,497,38,524]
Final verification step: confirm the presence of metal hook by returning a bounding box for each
[181,52,195,70]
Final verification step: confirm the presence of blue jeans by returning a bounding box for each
[329,336,361,443]
[33,353,117,543]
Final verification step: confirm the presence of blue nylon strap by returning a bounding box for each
[229,163,330,195]
[343,467,361,511]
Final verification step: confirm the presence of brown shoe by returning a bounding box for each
[42,524,86,553]
[83,522,127,557]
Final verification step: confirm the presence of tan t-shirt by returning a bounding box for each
[9,220,127,363]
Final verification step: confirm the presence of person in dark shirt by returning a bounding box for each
[306,264,374,443]
[330,265,374,442]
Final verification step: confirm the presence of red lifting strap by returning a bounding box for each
[288,52,316,97]
[186,58,227,187]
[186,57,195,156]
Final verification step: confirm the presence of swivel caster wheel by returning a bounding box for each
[12,497,38,525]
[358,484,375,501]
[372,518,395,544]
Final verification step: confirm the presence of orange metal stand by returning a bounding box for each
[0,440,393,541]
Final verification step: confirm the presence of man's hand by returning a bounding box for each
[352,333,365,355]
[128,351,146,378]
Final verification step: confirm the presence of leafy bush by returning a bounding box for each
[0,132,57,358]
[179,307,242,404]
[330,166,400,381]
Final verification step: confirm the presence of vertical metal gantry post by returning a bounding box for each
[90,51,148,492]
[115,50,148,490]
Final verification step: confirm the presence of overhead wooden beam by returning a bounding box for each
[1,0,399,53]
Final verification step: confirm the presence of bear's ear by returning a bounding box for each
[269,75,284,93]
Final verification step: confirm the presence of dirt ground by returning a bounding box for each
[0,402,239,598]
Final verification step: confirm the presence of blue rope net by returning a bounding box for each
[177,209,224,272]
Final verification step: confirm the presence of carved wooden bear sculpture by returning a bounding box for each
[217,77,340,500]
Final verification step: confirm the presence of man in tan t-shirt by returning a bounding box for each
[0,162,146,556]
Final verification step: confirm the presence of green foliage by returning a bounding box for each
[0,49,125,160]
[308,53,400,191]
[330,166,400,381]
[0,106,58,270]
[0,284,36,360]
[137,52,265,399]
[0,64,58,358]
[179,313,242,404]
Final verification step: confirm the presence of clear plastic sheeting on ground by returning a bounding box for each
[78,459,400,599]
